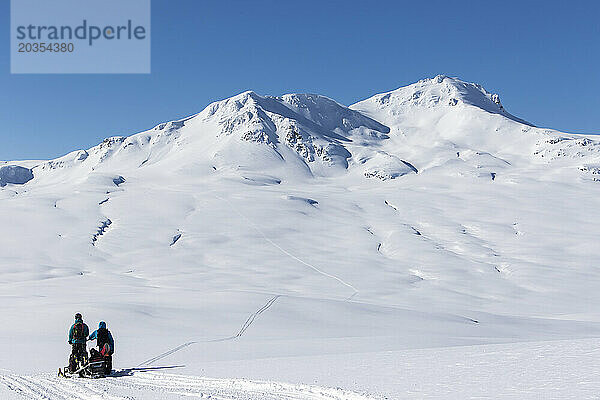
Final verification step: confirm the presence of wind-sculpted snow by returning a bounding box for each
[2,76,600,399]
[362,151,418,180]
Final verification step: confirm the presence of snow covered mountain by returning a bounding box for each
[32,90,393,181]
[2,76,600,399]
[26,75,600,186]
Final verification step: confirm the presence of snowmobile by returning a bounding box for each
[59,346,112,378]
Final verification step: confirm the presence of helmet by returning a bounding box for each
[75,313,82,320]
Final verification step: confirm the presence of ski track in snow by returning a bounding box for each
[4,76,600,400]
[211,192,359,299]
[231,295,280,339]
[0,372,376,400]
[136,295,281,367]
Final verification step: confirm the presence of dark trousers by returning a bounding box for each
[98,342,113,372]
[105,354,113,373]
[69,343,88,372]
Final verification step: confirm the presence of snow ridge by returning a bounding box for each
[200,90,390,171]
[14,75,600,185]
[352,75,531,125]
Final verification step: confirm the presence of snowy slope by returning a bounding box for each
[1,76,600,399]
[0,372,377,400]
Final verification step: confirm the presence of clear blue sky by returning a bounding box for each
[2,0,599,160]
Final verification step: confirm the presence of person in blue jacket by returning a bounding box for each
[88,321,115,372]
[68,313,90,372]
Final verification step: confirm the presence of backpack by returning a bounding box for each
[101,343,111,356]
[97,327,109,345]
[73,322,85,341]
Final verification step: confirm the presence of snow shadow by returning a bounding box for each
[110,365,185,377]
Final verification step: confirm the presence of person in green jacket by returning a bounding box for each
[67,313,90,372]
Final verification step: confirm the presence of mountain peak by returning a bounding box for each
[419,75,505,110]
[29,76,596,187]
[196,90,390,174]
[353,75,531,125]
[201,90,389,144]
